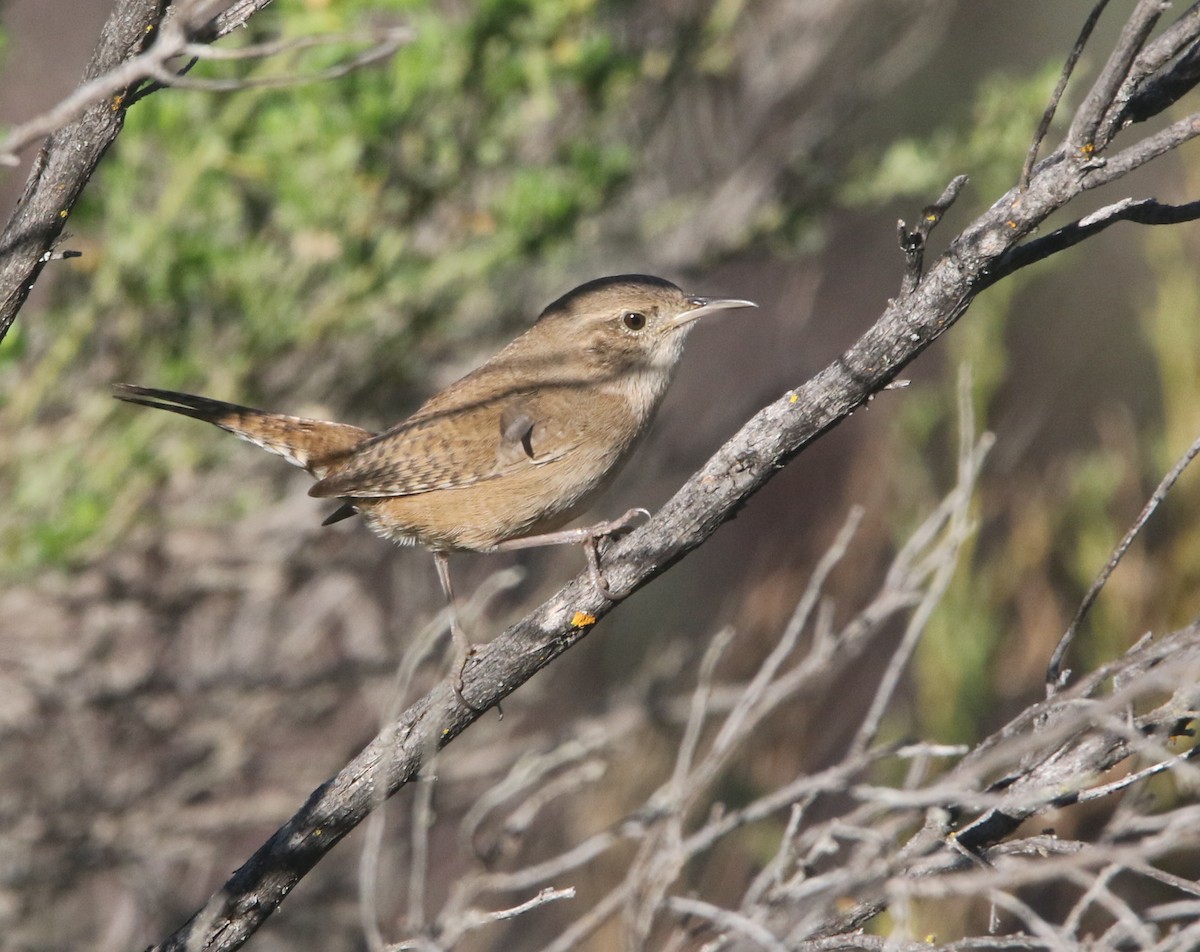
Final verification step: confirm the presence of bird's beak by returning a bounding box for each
[669,295,758,329]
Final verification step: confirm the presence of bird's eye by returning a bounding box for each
[622,311,647,331]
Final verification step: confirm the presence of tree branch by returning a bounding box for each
[988,196,1200,282]
[0,0,406,347]
[1020,0,1111,188]
[1066,0,1168,152]
[0,0,168,344]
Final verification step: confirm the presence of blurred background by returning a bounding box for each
[1,0,1199,949]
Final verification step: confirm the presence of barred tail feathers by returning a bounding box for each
[112,384,373,476]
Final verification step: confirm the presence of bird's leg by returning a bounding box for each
[493,507,651,599]
[434,551,477,709]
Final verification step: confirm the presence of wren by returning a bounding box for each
[115,274,756,698]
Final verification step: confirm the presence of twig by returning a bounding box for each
[159,27,412,92]
[1046,432,1200,692]
[0,0,409,346]
[1021,0,1111,188]
[0,17,408,160]
[1068,747,1200,805]
[1088,107,1200,183]
[850,368,991,755]
[985,889,1073,951]
[388,889,578,951]
[897,175,969,295]
[536,882,632,952]
[669,626,736,802]
[0,4,206,163]
[1119,2,1200,125]
[453,886,576,930]
[1063,864,1157,949]
[988,197,1200,285]
[707,505,864,764]
[667,896,790,952]
[1067,0,1169,154]
[458,729,609,863]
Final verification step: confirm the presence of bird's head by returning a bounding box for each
[534,274,757,376]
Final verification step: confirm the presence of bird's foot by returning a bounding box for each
[585,507,651,600]
[448,617,483,713]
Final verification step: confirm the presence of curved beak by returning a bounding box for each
[669,295,758,329]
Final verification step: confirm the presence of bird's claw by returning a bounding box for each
[586,507,652,600]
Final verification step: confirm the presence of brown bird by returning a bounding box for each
[115,274,755,695]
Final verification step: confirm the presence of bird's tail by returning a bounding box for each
[113,384,374,478]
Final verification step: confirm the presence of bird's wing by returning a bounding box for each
[308,394,582,499]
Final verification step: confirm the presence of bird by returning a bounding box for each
[114,274,755,700]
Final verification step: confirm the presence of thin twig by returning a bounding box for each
[454,886,576,930]
[897,175,969,295]
[988,197,1200,285]
[1021,0,1112,188]
[1070,747,1200,805]
[1064,865,1158,949]
[536,882,632,952]
[667,896,790,952]
[1067,0,1169,153]
[708,506,864,763]
[850,368,991,755]
[160,27,412,92]
[1083,107,1200,183]
[0,21,408,163]
[1046,432,1200,692]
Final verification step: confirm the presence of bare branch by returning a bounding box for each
[850,368,990,755]
[1021,0,1111,188]
[164,27,412,92]
[667,896,790,952]
[1067,0,1169,153]
[1119,2,1200,124]
[989,196,1200,282]
[0,0,408,347]
[0,0,245,164]
[428,887,576,950]
[896,174,969,294]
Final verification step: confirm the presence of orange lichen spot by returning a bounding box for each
[1006,220,1018,229]
[788,392,799,404]
[112,94,124,111]
[1081,142,1095,156]
[58,209,68,219]
[570,611,597,628]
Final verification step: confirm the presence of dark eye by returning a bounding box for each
[622,311,647,331]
